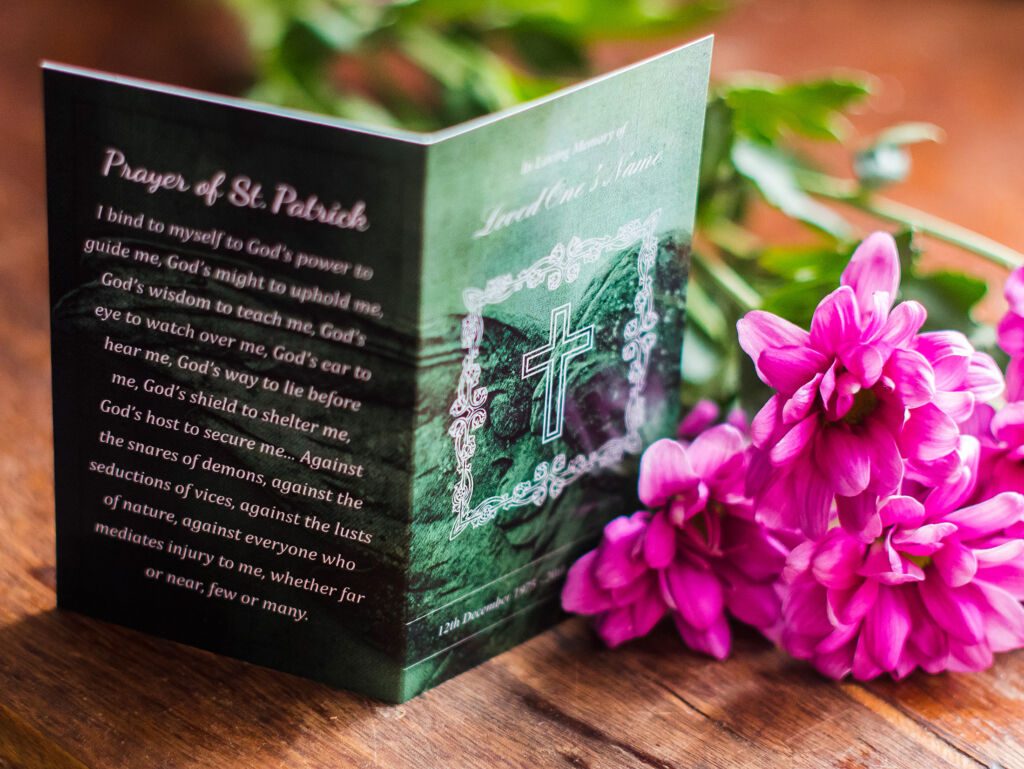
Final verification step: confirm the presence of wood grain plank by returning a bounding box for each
[3,1,1024,767]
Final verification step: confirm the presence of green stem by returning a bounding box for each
[857,197,1023,270]
[801,174,1024,270]
[692,249,761,312]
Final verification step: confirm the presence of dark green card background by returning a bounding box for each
[45,68,425,700]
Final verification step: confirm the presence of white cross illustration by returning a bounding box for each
[521,302,595,444]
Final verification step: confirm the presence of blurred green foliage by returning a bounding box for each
[222,0,1017,414]
[221,0,729,129]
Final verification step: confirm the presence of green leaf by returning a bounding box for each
[902,270,987,335]
[758,244,848,282]
[504,18,588,75]
[699,97,734,193]
[891,229,987,335]
[396,26,524,120]
[731,140,851,239]
[723,75,871,144]
[760,276,838,329]
[277,19,336,80]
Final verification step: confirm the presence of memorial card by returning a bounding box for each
[44,37,711,702]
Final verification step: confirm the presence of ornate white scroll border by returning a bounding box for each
[447,209,662,540]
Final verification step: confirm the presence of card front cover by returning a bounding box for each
[404,43,709,696]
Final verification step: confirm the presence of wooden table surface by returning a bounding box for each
[2,1,1023,767]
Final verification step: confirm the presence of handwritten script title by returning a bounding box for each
[99,148,369,232]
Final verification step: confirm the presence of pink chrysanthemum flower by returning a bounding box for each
[739,232,997,541]
[905,331,1004,483]
[677,399,749,440]
[968,402,1024,499]
[780,437,1024,680]
[562,427,789,657]
[560,511,668,647]
[997,265,1024,401]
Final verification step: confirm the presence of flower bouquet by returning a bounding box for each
[564,233,1024,679]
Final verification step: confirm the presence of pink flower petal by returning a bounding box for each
[643,509,676,569]
[750,395,780,448]
[816,426,870,497]
[965,352,1005,403]
[667,483,708,526]
[992,402,1024,447]
[820,361,838,411]
[783,374,823,424]
[812,532,867,589]
[943,492,1024,540]
[630,581,669,638]
[974,580,1024,653]
[851,632,883,680]
[678,399,719,439]
[798,469,835,541]
[892,648,920,680]
[836,493,882,542]
[914,330,972,363]
[885,348,936,409]
[815,622,859,655]
[1005,265,1024,309]
[738,311,812,382]
[828,578,879,625]
[638,439,696,508]
[875,300,927,349]
[891,523,957,556]
[674,611,731,659]
[864,419,904,495]
[1007,356,1024,401]
[975,561,1024,599]
[758,347,829,395]
[858,536,924,585]
[785,579,833,636]
[840,230,900,317]
[593,514,648,589]
[726,407,749,434]
[721,517,788,580]
[595,604,650,647]
[844,345,886,389]
[562,551,613,614]
[879,495,926,528]
[661,561,724,630]
[725,581,780,630]
[810,286,861,356]
[997,314,1024,356]
[922,436,980,517]
[973,539,1024,567]
[933,540,979,588]
[770,415,818,465]
[863,585,911,672]
[688,424,747,480]
[813,642,856,680]
[930,352,971,391]
[945,638,993,673]
[932,391,975,424]
[900,403,960,461]
[917,578,985,644]
[903,587,947,661]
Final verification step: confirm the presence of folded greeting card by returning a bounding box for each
[44,36,711,702]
